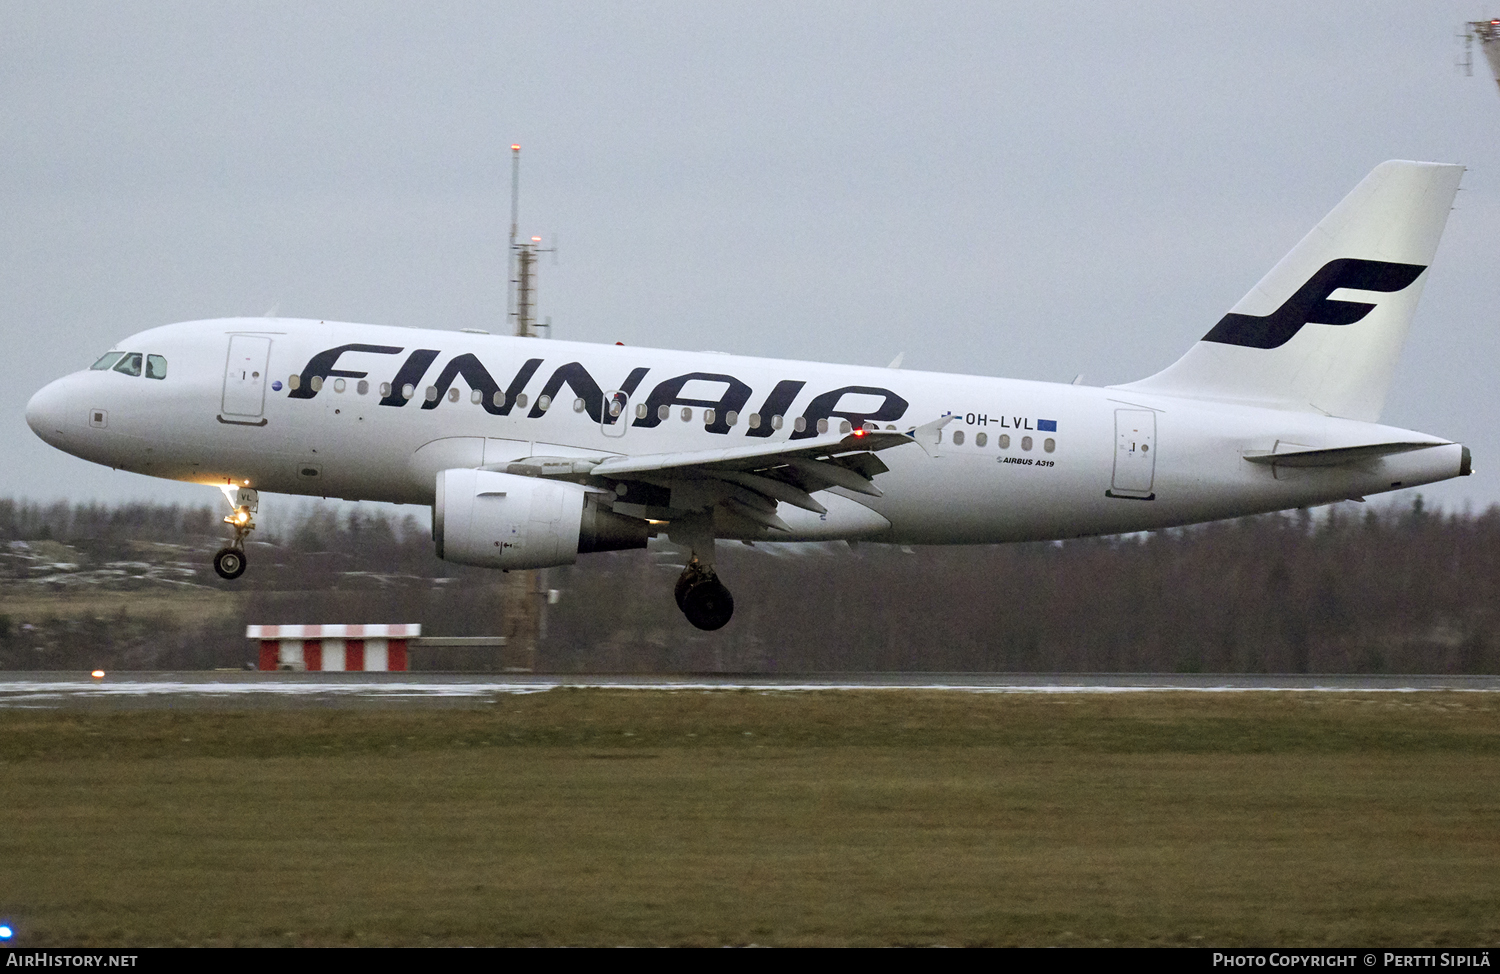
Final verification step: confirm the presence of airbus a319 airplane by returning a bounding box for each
[25,161,1473,629]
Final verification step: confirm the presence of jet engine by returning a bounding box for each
[433,468,648,570]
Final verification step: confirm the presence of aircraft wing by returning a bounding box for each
[500,414,955,528]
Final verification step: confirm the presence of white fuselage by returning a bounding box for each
[25,317,1465,546]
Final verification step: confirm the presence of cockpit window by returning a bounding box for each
[112,353,143,377]
[91,352,125,371]
[146,354,167,380]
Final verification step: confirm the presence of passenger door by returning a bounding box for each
[1108,408,1156,499]
[221,335,272,420]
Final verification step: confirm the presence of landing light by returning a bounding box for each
[91,670,104,679]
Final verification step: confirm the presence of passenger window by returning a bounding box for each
[113,353,142,377]
[1022,436,1033,451]
[999,434,1010,449]
[91,352,125,371]
[952,430,965,446]
[975,432,987,447]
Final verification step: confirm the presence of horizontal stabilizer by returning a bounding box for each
[1242,441,1449,468]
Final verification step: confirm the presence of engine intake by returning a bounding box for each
[434,468,648,570]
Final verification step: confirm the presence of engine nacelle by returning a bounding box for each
[433,468,648,570]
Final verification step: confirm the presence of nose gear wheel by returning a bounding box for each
[213,547,247,580]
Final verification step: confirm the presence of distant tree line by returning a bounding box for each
[1,495,1497,673]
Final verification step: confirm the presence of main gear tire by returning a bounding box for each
[679,577,734,631]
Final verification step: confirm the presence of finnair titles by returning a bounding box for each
[27,161,1471,629]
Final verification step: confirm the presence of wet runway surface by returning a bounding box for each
[3,671,1499,708]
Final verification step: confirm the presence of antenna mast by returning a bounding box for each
[507,143,555,339]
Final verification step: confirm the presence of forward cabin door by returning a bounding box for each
[221,335,272,419]
[1108,408,1156,499]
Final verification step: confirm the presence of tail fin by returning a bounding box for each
[1118,161,1463,422]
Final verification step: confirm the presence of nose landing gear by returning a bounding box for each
[213,487,257,581]
[676,558,734,631]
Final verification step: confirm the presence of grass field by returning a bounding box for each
[2,690,1499,946]
[0,590,241,623]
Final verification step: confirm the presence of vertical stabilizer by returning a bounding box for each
[1118,161,1463,422]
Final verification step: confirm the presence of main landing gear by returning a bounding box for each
[676,558,734,631]
[213,488,258,581]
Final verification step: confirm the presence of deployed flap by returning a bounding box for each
[1118,161,1464,422]
[504,421,944,525]
[588,427,917,479]
[498,418,947,533]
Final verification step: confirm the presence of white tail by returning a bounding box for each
[1119,161,1463,422]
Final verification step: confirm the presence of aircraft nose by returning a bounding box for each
[26,378,76,446]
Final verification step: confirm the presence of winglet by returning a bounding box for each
[905,413,958,457]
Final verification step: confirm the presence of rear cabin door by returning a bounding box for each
[222,336,271,418]
[1109,408,1156,499]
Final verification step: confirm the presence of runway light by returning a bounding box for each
[0,924,12,940]
[91,670,105,679]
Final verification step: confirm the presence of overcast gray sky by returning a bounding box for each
[4,1,1499,516]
